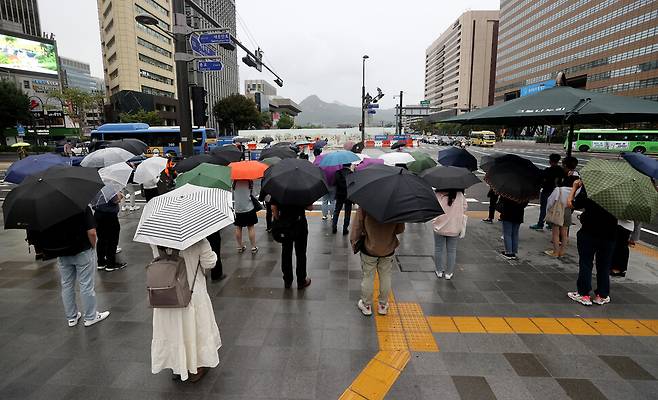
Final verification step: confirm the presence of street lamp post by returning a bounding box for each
[361,55,368,143]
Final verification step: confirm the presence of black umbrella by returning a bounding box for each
[420,166,480,191]
[108,138,148,155]
[273,141,293,147]
[351,141,365,153]
[480,152,508,173]
[233,137,250,143]
[260,136,274,144]
[259,146,297,161]
[347,164,443,223]
[210,146,242,164]
[437,147,478,172]
[174,154,228,173]
[3,166,104,230]
[390,141,407,150]
[88,140,108,153]
[261,158,328,206]
[484,154,542,201]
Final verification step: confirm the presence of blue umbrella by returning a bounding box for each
[4,154,72,184]
[622,152,658,180]
[318,150,360,167]
[438,147,478,172]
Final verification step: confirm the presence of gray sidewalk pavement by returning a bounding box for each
[0,204,657,399]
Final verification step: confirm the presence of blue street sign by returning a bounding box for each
[374,135,388,140]
[189,34,216,57]
[16,123,25,136]
[367,103,379,109]
[520,79,556,97]
[198,60,223,71]
[199,32,231,45]
[367,110,376,114]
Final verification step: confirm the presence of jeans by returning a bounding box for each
[58,248,97,321]
[95,211,120,267]
[434,234,458,274]
[281,224,308,286]
[321,187,335,217]
[333,197,352,230]
[207,230,224,280]
[576,230,614,297]
[537,189,550,226]
[360,253,394,306]
[502,221,520,254]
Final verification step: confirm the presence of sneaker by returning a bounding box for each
[444,273,453,280]
[377,303,389,315]
[237,245,246,254]
[567,291,592,306]
[115,247,122,254]
[544,250,558,257]
[435,271,444,279]
[482,218,493,224]
[120,206,127,212]
[298,278,311,289]
[322,215,328,220]
[251,246,259,254]
[97,263,106,270]
[357,299,373,316]
[529,224,544,230]
[342,228,349,236]
[129,205,140,211]
[593,295,611,305]
[84,311,110,327]
[105,262,127,272]
[68,311,82,327]
[501,252,517,260]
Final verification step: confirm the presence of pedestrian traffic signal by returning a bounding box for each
[191,86,208,127]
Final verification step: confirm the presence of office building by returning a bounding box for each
[0,0,40,36]
[60,57,100,93]
[495,0,658,102]
[424,10,499,113]
[245,79,277,96]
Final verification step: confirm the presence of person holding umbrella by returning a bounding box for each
[94,191,126,272]
[332,163,353,235]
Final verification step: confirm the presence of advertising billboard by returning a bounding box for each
[0,33,58,76]
[520,79,556,97]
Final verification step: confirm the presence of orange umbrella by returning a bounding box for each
[229,160,268,180]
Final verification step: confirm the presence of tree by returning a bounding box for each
[119,109,164,126]
[56,88,92,128]
[258,112,272,129]
[276,113,294,129]
[0,80,32,145]
[212,94,260,134]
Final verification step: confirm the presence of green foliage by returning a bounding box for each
[0,80,32,144]
[276,113,294,129]
[119,109,164,126]
[259,112,272,129]
[212,94,260,133]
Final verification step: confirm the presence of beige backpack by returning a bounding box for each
[146,248,200,308]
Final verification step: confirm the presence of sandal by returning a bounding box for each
[251,246,259,254]
[237,245,246,254]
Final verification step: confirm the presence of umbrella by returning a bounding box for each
[211,145,241,157]
[88,140,108,153]
[351,141,365,154]
[480,152,508,172]
[80,147,134,168]
[420,166,480,191]
[229,160,269,181]
[622,152,658,180]
[260,136,274,144]
[379,152,415,166]
[313,153,341,186]
[107,138,148,155]
[93,162,133,205]
[313,140,327,149]
[3,166,104,230]
[262,158,328,206]
[484,154,542,201]
[261,156,282,167]
[4,153,72,184]
[233,137,251,143]
[437,147,478,172]
[10,142,30,147]
[343,141,355,151]
[133,184,234,250]
[175,163,231,190]
[318,150,360,167]
[580,159,658,223]
[391,140,407,150]
[407,152,437,174]
[134,156,167,184]
[346,164,443,223]
[174,154,228,173]
[355,157,385,171]
[259,146,297,161]
[273,141,293,147]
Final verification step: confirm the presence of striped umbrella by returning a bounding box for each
[133,184,234,250]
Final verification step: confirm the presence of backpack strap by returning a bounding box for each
[189,262,201,294]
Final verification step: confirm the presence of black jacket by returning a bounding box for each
[335,167,352,200]
[498,197,528,224]
[572,187,617,240]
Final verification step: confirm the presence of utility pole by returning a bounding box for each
[397,90,403,135]
[361,55,368,143]
[173,0,193,157]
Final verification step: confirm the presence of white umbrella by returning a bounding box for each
[133,184,234,250]
[379,152,415,166]
[93,163,133,205]
[81,147,134,168]
[133,156,167,184]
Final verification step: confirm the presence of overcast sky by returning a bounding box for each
[38,0,498,108]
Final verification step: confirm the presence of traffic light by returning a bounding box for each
[191,86,208,127]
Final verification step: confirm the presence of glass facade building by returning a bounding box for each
[0,0,40,36]
[495,0,658,102]
[60,57,100,93]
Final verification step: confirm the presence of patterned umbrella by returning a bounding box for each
[133,184,234,250]
[581,159,658,223]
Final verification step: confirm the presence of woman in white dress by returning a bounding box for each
[151,238,221,382]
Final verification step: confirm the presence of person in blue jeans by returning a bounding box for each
[498,197,528,260]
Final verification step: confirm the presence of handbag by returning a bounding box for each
[251,195,264,212]
[545,188,565,227]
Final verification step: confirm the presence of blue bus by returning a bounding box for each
[91,123,218,156]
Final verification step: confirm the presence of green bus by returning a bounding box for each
[566,129,658,154]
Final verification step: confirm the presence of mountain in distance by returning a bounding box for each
[295,95,396,127]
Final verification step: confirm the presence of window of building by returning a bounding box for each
[110,85,120,95]
[139,53,173,71]
[107,52,117,64]
[104,19,114,33]
[109,69,119,79]
[142,85,174,98]
[106,36,115,48]
[137,37,172,58]
[140,69,174,85]
[143,0,169,16]
[134,5,170,30]
[23,80,29,89]
[102,2,112,18]
[136,22,171,45]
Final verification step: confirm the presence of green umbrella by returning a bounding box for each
[261,156,282,167]
[407,151,437,174]
[580,159,658,223]
[175,163,231,190]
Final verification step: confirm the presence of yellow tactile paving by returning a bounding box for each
[427,316,459,333]
[632,243,658,260]
[350,371,389,400]
[585,319,628,336]
[405,330,440,352]
[530,318,570,335]
[375,350,411,371]
[338,389,368,400]
[556,318,600,335]
[453,316,487,333]
[344,351,410,400]
[611,319,656,336]
[504,317,542,334]
[377,331,407,350]
[362,359,400,383]
[639,320,658,334]
[479,317,514,333]
[375,315,404,332]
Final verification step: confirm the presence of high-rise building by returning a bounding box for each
[495,0,658,102]
[0,0,41,36]
[60,57,100,93]
[245,79,277,96]
[424,10,499,113]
